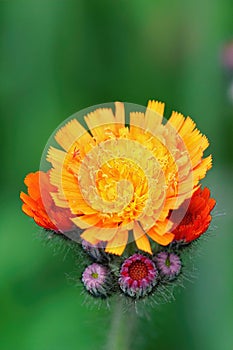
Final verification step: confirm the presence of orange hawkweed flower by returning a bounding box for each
[20,171,75,232]
[45,101,212,255]
[170,187,216,243]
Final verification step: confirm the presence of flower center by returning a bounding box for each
[96,158,148,223]
[165,256,171,267]
[128,260,148,281]
[91,272,99,279]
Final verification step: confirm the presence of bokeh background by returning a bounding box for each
[1,1,233,349]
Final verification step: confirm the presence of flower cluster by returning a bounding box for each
[81,251,182,299]
[20,100,216,302]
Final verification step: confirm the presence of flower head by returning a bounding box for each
[119,254,158,298]
[20,171,74,233]
[45,101,212,255]
[170,187,216,243]
[82,263,111,297]
[155,252,181,280]
[20,100,216,305]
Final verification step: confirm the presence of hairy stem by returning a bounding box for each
[104,298,137,350]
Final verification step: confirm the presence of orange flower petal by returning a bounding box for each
[147,229,174,246]
[133,221,152,254]
[170,186,216,242]
[21,171,74,232]
[105,229,128,256]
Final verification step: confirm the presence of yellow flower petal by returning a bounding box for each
[114,101,125,129]
[55,119,92,152]
[105,229,128,256]
[144,100,164,134]
[133,221,152,254]
[80,227,101,245]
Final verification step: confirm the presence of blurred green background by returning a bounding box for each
[1,0,233,349]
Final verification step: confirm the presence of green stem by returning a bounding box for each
[105,298,137,350]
